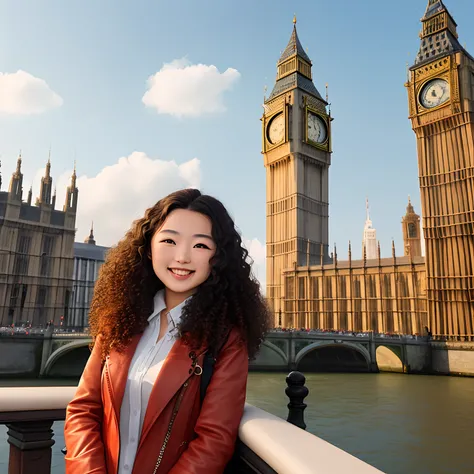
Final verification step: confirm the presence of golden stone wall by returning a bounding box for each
[280,255,428,335]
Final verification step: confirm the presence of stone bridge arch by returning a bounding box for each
[375,344,405,373]
[295,341,372,372]
[250,340,288,370]
[42,339,92,376]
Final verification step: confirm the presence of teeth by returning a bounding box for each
[170,269,192,276]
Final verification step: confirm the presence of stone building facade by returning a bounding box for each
[264,1,473,339]
[70,225,109,328]
[280,203,427,335]
[0,156,78,327]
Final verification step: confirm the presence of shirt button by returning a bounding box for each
[124,465,130,470]
[133,410,138,416]
[131,437,136,443]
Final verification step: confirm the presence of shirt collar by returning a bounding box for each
[147,289,189,330]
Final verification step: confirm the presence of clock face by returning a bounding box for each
[420,78,450,109]
[267,113,285,145]
[307,112,327,144]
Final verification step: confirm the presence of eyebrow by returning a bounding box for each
[159,229,214,240]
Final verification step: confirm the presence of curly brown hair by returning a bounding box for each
[89,188,270,360]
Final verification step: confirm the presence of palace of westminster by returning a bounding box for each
[0,0,472,340]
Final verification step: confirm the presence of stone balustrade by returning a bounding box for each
[0,378,383,474]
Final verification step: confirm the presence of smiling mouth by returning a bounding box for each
[168,268,195,276]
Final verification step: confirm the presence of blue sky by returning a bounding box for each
[0,0,473,285]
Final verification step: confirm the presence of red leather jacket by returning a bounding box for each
[64,328,248,474]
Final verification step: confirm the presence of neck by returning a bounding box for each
[164,288,195,311]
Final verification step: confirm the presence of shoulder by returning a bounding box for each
[219,327,248,359]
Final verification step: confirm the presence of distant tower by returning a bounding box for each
[362,198,377,260]
[84,222,96,245]
[36,158,53,206]
[406,0,474,337]
[64,163,79,213]
[8,154,23,201]
[402,197,422,258]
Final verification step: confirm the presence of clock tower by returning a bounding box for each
[262,18,332,325]
[406,0,474,338]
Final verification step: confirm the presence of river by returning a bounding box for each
[1,372,474,474]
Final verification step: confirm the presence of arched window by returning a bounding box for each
[408,222,417,238]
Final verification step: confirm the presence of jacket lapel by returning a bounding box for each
[106,333,142,421]
[138,337,207,448]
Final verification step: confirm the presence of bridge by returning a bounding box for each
[4,327,468,377]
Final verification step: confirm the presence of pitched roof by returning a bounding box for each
[278,26,311,65]
[269,72,323,101]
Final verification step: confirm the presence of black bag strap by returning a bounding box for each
[199,330,231,403]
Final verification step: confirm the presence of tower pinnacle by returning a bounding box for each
[267,20,322,101]
[413,0,472,66]
[402,197,422,258]
[84,221,96,245]
[363,198,377,259]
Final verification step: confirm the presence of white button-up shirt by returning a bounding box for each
[118,289,187,474]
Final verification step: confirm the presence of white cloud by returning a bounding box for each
[142,58,240,118]
[0,70,63,115]
[32,152,200,247]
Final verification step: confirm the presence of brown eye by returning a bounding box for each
[161,239,175,245]
[194,243,210,249]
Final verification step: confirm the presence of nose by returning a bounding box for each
[175,244,191,264]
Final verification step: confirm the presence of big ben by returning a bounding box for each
[262,18,332,326]
[406,0,474,338]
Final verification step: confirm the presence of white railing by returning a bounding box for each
[0,386,383,474]
[240,404,383,474]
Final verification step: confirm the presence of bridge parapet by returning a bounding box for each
[0,384,382,474]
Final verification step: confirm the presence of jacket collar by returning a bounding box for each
[105,306,207,449]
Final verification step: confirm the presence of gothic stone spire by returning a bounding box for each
[268,19,323,101]
[414,0,472,66]
[9,153,23,200]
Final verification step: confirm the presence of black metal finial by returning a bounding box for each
[285,371,309,430]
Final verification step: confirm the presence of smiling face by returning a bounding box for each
[150,208,216,309]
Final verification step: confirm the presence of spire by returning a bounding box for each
[84,221,96,245]
[64,161,79,213]
[348,241,352,266]
[267,19,323,101]
[413,0,471,66]
[15,153,22,176]
[406,195,415,214]
[9,153,24,201]
[37,157,53,206]
[277,20,311,66]
[27,186,32,205]
[45,157,51,177]
[363,198,377,259]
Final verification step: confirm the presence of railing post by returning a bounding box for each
[6,420,55,474]
[285,371,309,430]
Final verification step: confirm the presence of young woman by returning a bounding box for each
[64,188,269,474]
